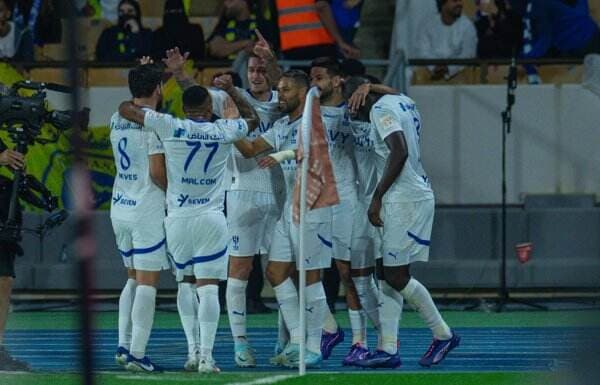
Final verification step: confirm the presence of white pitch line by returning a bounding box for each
[228,374,297,385]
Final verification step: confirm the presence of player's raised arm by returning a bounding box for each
[253,29,282,86]
[162,47,197,90]
[348,82,398,114]
[213,74,260,132]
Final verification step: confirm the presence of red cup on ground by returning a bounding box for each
[515,242,533,264]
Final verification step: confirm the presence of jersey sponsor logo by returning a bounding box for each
[328,130,351,145]
[112,193,137,206]
[257,121,273,134]
[176,193,210,207]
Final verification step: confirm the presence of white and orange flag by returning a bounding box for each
[292,91,339,224]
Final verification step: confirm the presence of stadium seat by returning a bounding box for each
[537,65,584,84]
[189,0,221,16]
[138,0,164,17]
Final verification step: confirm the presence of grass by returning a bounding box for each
[0,371,568,385]
[6,310,600,330]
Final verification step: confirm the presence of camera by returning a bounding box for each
[0,81,85,243]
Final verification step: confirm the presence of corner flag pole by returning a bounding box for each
[298,87,320,375]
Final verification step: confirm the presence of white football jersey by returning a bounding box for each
[208,87,228,118]
[350,119,379,198]
[261,115,331,222]
[320,104,356,189]
[228,88,284,194]
[143,110,249,217]
[109,110,166,223]
[369,94,434,202]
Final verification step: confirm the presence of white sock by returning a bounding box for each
[118,278,137,349]
[197,284,220,360]
[360,310,368,348]
[273,278,300,344]
[226,278,248,344]
[177,282,199,356]
[379,281,401,355]
[399,278,452,340]
[277,310,289,347]
[353,275,381,331]
[348,309,365,345]
[130,285,157,359]
[305,282,327,354]
[323,306,338,334]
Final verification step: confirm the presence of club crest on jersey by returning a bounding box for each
[379,114,396,131]
[232,235,240,250]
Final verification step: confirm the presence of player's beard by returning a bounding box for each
[279,97,299,114]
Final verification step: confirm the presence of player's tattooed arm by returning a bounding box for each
[214,74,259,132]
[234,137,273,159]
[162,47,197,90]
[369,131,408,227]
[118,101,146,125]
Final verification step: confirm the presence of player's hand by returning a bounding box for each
[139,56,153,65]
[258,156,280,169]
[253,29,275,61]
[222,96,240,119]
[368,195,384,227]
[340,42,360,59]
[214,74,235,93]
[162,47,189,74]
[0,149,25,170]
[348,82,370,113]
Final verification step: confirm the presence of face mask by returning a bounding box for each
[118,14,136,30]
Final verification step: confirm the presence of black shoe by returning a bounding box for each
[0,346,30,371]
[247,299,272,314]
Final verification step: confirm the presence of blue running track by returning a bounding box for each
[4,327,589,372]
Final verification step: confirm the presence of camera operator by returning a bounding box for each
[0,138,29,371]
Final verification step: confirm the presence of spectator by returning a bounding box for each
[0,0,33,60]
[207,0,259,59]
[416,0,477,80]
[475,0,522,58]
[13,0,61,46]
[276,0,360,60]
[330,0,363,44]
[514,0,600,58]
[95,0,152,62]
[152,0,205,61]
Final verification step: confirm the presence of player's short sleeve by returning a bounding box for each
[214,119,249,143]
[371,106,404,140]
[260,123,279,151]
[147,132,164,155]
[144,110,178,140]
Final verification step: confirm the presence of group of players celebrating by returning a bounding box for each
[109,32,460,374]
